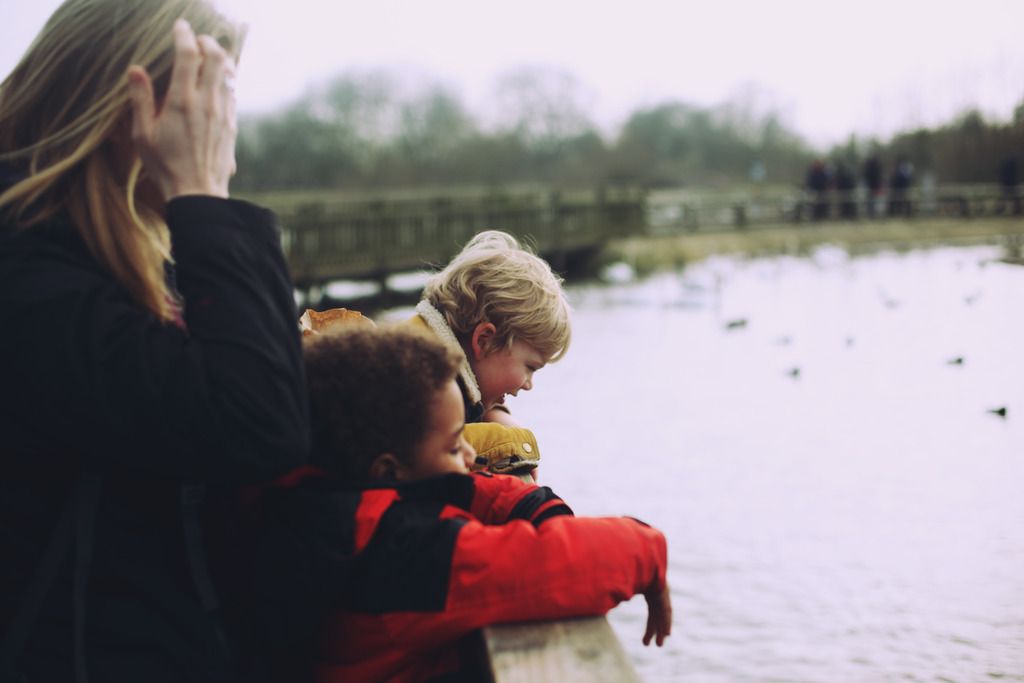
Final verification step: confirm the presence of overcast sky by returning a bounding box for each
[3,0,1023,148]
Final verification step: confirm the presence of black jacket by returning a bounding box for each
[0,194,309,682]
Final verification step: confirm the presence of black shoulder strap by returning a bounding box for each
[180,484,228,653]
[0,474,102,683]
[73,475,101,683]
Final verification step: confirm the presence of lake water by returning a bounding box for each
[499,244,1024,682]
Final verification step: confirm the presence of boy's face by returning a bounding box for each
[397,378,476,481]
[473,340,547,411]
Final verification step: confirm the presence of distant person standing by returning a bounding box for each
[805,159,830,221]
[998,155,1020,216]
[888,157,914,217]
[863,155,883,218]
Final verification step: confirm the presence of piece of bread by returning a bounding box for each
[299,308,375,336]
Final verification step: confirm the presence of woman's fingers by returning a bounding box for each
[164,19,201,109]
[126,66,156,146]
[224,68,237,121]
[126,19,236,199]
[196,35,232,106]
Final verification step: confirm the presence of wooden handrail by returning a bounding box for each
[480,616,642,683]
[258,188,647,288]
[241,183,1021,290]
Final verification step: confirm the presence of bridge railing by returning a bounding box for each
[645,183,1022,233]
[248,183,1020,287]
[261,188,647,287]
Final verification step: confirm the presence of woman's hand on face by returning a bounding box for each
[126,19,237,201]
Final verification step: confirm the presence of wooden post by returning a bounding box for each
[732,203,747,229]
[546,191,566,273]
[594,185,608,240]
[290,201,327,284]
[481,616,642,683]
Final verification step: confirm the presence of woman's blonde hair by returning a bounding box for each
[423,230,572,362]
[0,0,244,321]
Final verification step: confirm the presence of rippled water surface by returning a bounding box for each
[506,245,1024,682]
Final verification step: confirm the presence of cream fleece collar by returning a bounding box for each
[415,300,482,405]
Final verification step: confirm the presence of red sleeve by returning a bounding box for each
[447,515,667,620]
[320,513,667,670]
[468,472,572,525]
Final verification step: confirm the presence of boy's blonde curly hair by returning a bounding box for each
[423,230,571,362]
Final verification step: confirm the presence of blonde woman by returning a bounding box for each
[0,2,308,682]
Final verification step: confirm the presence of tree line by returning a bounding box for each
[866,106,1024,185]
[233,67,1024,193]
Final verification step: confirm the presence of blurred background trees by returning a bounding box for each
[233,67,1024,193]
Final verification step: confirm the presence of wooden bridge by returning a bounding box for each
[252,188,647,291]
[245,183,1019,296]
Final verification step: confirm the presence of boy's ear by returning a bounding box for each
[369,453,401,482]
[470,322,497,360]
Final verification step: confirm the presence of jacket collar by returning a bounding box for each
[278,470,479,512]
[414,300,482,406]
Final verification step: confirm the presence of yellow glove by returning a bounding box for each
[464,423,540,481]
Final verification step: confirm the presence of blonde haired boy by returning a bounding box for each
[413,230,571,426]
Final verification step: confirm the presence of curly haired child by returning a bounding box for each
[241,325,671,683]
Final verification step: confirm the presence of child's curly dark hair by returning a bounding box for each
[303,325,461,481]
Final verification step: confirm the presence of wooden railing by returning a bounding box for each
[244,183,1021,291]
[253,188,647,288]
[478,616,642,683]
[645,183,1022,233]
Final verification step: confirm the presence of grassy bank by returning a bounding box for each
[605,217,1024,275]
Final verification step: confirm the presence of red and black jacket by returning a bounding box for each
[240,471,667,683]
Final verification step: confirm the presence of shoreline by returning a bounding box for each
[309,217,1024,313]
[604,217,1024,274]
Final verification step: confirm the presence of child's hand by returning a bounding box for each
[642,581,673,647]
[482,405,518,427]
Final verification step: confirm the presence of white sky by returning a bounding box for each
[3,0,1023,148]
